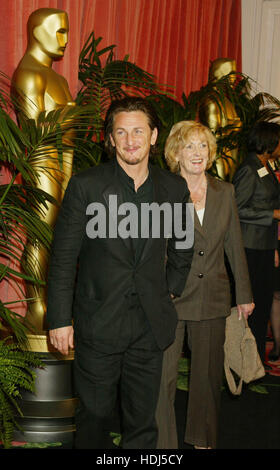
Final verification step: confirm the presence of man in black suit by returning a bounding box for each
[46,97,194,449]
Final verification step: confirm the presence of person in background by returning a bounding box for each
[233,121,280,365]
[268,159,280,363]
[156,120,253,449]
[269,243,280,362]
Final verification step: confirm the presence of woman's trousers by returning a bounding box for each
[156,317,226,449]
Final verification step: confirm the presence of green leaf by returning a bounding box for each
[248,384,269,394]
[177,374,189,392]
[177,357,190,391]
[17,441,62,448]
[0,339,43,448]
[110,432,122,447]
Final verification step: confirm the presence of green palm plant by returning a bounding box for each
[0,338,42,448]
[148,73,280,174]
[0,73,99,448]
[223,74,280,162]
[0,74,53,340]
[74,32,170,172]
[147,76,244,171]
[0,73,69,447]
[0,76,51,448]
[146,94,187,167]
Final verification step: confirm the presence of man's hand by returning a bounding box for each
[49,325,74,355]
[237,303,255,321]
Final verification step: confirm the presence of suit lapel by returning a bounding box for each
[196,173,220,238]
[102,161,133,254]
[193,207,204,236]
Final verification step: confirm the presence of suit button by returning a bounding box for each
[198,273,204,278]
[198,250,204,256]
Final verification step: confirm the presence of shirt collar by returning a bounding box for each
[116,159,152,193]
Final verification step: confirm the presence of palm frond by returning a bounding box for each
[0,338,43,448]
[74,32,172,173]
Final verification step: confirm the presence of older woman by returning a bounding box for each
[156,121,254,449]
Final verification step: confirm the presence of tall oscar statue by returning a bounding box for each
[12,8,75,342]
[11,8,77,445]
[199,58,241,180]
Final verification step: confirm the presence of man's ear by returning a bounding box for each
[151,127,158,145]
[109,134,116,147]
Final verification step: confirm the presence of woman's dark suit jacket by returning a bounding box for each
[174,174,252,321]
[232,152,280,250]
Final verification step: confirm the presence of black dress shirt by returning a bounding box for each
[117,161,154,264]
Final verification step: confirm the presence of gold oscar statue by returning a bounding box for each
[12,8,75,342]
[199,58,241,180]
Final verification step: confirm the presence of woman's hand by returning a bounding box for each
[275,249,279,268]
[273,209,280,220]
[237,303,255,321]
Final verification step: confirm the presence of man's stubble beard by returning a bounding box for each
[117,153,148,166]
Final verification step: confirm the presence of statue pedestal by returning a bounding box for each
[13,333,78,447]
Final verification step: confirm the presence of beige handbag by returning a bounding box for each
[224,307,265,395]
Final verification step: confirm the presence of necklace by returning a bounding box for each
[190,183,207,207]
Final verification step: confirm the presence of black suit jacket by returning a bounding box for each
[232,152,280,250]
[46,160,193,351]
